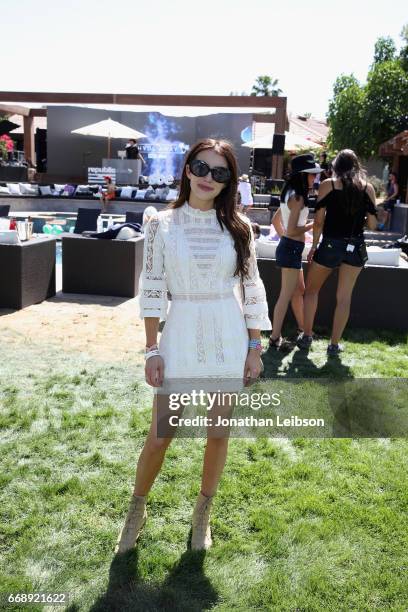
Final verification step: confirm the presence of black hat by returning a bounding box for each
[290,153,321,175]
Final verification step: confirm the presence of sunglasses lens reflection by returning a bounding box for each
[190,159,209,177]
[213,168,231,183]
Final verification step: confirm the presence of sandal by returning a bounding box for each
[268,336,293,352]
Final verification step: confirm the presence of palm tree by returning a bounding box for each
[251,76,282,97]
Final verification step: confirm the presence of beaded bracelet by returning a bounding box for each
[248,339,262,351]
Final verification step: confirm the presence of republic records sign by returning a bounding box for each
[87,167,117,185]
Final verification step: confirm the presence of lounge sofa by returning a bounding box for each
[0,181,179,204]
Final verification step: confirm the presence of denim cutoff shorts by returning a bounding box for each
[313,237,368,268]
[276,236,304,269]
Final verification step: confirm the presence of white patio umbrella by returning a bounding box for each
[242,131,322,152]
[71,118,146,158]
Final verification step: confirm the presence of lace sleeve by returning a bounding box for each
[137,214,168,321]
[242,222,272,330]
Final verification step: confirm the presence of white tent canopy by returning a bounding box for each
[71,118,146,157]
[242,131,322,152]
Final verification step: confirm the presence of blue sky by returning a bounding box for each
[1,0,407,118]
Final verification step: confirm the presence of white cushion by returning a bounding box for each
[135,189,147,199]
[18,183,30,195]
[39,185,52,196]
[0,186,10,194]
[255,236,278,258]
[75,185,91,195]
[19,183,38,196]
[367,246,400,267]
[116,227,140,240]
[166,189,178,201]
[6,183,21,196]
[120,186,133,199]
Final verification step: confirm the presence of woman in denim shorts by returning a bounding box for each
[269,153,321,350]
[299,149,378,355]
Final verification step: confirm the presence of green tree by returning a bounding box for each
[399,23,408,72]
[250,75,282,96]
[365,60,408,150]
[327,75,366,155]
[327,33,408,157]
[373,36,396,65]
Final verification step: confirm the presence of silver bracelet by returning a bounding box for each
[144,349,160,361]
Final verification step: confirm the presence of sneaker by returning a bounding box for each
[294,328,304,342]
[297,334,313,349]
[327,343,344,355]
[268,336,293,352]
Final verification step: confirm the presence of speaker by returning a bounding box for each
[35,128,47,172]
[272,133,285,155]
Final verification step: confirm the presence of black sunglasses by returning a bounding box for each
[189,159,231,184]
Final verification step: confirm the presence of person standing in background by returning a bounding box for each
[238,174,253,213]
[319,152,330,182]
[125,138,146,165]
[378,172,399,231]
[268,154,319,350]
[126,138,146,186]
[299,149,378,355]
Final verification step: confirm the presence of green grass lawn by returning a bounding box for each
[0,327,407,611]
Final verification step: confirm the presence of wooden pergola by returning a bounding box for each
[0,91,288,178]
[379,130,408,157]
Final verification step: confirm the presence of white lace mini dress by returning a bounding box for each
[137,202,271,392]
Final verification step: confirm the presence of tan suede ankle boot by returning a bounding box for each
[191,492,214,550]
[115,494,147,553]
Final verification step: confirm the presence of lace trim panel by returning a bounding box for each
[139,215,168,319]
[241,223,271,329]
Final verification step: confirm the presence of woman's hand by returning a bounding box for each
[243,350,263,386]
[307,246,317,264]
[145,356,164,387]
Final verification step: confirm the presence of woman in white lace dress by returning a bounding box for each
[116,139,271,554]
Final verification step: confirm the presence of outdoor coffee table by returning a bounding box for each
[0,235,56,310]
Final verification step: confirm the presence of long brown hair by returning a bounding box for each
[169,138,252,279]
[333,149,368,215]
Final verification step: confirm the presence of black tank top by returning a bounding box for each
[315,180,377,239]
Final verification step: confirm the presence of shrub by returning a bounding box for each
[367,174,385,197]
